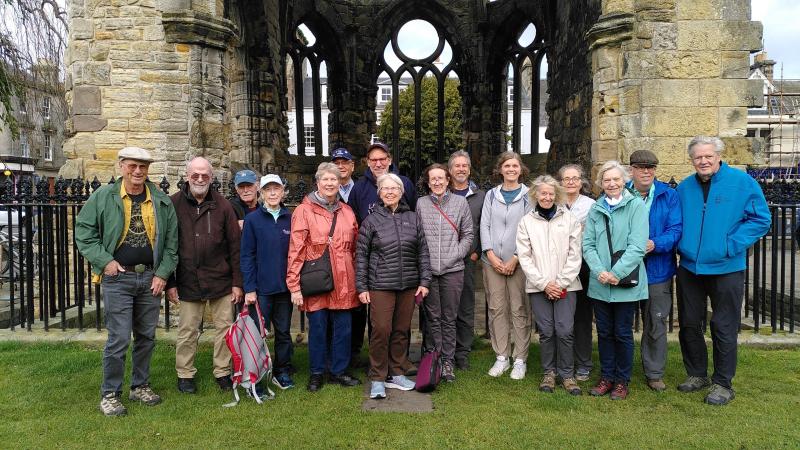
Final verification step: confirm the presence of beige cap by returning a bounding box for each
[117,146,153,163]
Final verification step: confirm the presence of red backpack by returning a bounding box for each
[224,303,275,405]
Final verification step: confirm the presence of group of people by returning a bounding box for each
[75,134,770,417]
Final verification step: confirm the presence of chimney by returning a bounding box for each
[752,51,776,82]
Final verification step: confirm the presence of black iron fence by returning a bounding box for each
[0,175,798,335]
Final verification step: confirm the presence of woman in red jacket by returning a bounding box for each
[287,162,361,392]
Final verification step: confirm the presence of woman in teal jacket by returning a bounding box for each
[583,161,648,400]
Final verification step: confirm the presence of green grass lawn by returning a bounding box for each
[0,339,798,449]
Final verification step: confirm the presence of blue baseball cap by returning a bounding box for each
[234,169,258,186]
[331,148,353,161]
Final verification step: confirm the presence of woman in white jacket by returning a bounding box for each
[517,175,584,395]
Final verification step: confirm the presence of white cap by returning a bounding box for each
[260,174,284,189]
[117,146,153,163]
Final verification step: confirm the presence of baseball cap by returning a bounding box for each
[367,142,391,156]
[331,148,353,161]
[260,174,284,189]
[234,169,258,186]
[629,150,659,167]
[117,147,153,163]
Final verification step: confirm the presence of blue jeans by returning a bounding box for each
[592,299,636,384]
[249,292,294,375]
[100,271,161,395]
[307,309,352,376]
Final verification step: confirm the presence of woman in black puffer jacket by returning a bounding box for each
[356,173,431,399]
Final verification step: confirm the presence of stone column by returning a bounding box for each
[586,0,763,181]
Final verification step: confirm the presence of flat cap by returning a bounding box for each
[629,150,659,166]
[117,146,153,163]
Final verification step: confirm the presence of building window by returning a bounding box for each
[304,125,315,151]
[43,134,53,161]
[508,87,514,103]
[380,87,391,103]
[20,133,30,158]
[42,97,51,120]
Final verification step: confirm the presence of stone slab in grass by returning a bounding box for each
[361,381,434,413]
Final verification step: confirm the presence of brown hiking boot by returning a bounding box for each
[562,377,582,396]
[590,378,614,396]
[539,371,556,393]
[647,378,667,392]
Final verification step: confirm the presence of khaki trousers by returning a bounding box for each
[175,294,233,379]
[483,265,530,361]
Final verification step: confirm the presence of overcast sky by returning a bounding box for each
[752,0,800,79]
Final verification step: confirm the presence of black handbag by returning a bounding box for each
[299,210,338,297]
[602,215,640,288]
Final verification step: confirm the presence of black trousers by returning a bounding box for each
[677,266,744,389]
[350,304,368,360]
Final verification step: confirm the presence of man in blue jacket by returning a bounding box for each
[627,150,682,392]
[347,142,417,369]
[676,136,770,405]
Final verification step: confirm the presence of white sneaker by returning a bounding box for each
[487,356,511,377]
[510,359,527,380]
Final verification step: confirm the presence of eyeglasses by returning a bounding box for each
[368,157,389,164]
[631,165,656,171]
[189,173,211,181]
[124,162,149,171]
[561,177,581,183]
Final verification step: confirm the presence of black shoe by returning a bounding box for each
[216,375,233,391]
[455,358,470,370]
[307,373,324,392]
[349,356,366,369]
[177,377,197,394]
[329,372,361,387]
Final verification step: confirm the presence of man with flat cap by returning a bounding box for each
[76,146,179,416]
[626,149,682,392]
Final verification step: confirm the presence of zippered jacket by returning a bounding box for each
[355,200,432,292]
[169,185,242,301]
[677,162,770,275]
[75,179,178,281]
[516,206,583,293]
[240,206,292,296]
[583,191,649,302]
[347,167,417,224]
[416,192,473,276]
[461,181,486,255]
[628,180,682,284]
[480,184,531,264]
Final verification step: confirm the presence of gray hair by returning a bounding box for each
[688,136,724,158]
[314,162,341,182]
[376,173,404,195]
[529,175,566,206]
[447,150,471,170]
[557,163,586,182]
[595,160,630,188]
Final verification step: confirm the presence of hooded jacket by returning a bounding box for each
[583,191,649,302]
[286,194,360,312]
[416,191,473,276]
[677,162,770,275]
[355,200,432,292]
[169,185,242,301]
[516,205,583,293]
[240,205,292,296]
[347,167,417,224]
[480,184,532,264]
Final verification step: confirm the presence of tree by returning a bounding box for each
[377,76,463,174]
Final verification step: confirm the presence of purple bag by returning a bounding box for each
[414,350,441,392]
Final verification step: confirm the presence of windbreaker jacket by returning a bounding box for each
[480,184,532,263]
[626,180,682,284]
[240,206,292,296]
[516,206,583,293]
[75,179,178,281]
[677,162,770,275]
[355,201,432,293]
[169,186,242,301]
[348,167,417,224]
[286,195,360,312]
[583,191,649,302]
[416,192,474,276]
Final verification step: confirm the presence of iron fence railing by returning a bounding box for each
[0,175,798,335]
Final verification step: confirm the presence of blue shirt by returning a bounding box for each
[339,179,354,203]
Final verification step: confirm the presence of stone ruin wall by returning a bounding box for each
[60,0,765,186]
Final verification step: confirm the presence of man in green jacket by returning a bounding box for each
[75,147,179,417]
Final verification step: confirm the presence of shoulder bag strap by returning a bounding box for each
[432,202,459,235]
[602,214,614,255]
[327,210,339,245]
